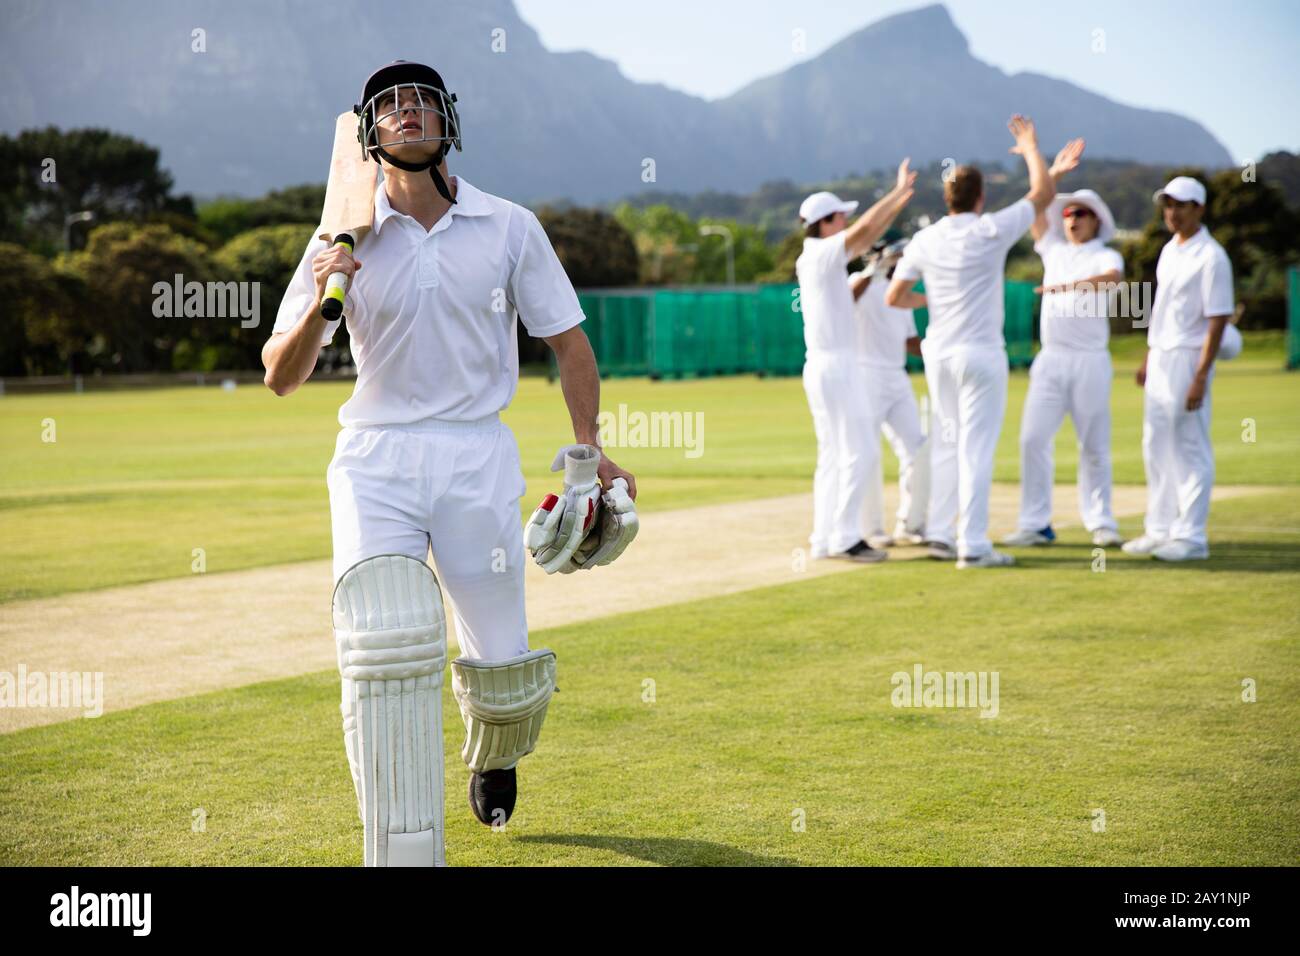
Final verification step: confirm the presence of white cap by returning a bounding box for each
[1047,189,1117,244]
[1218,322,1243,360]
[799,191,858,224]
[1153,176,1207,206]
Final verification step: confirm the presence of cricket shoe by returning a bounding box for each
[1121,534,1165,555]
[1002,525,1056,547]
[1091,528,1124,548]
[956,549,1016,569]
[1151,539,1209,562]
[468,768,517,827]
[829,540,888,563]
[867,532,895,550]
[892,522,925,546]
[925,540,957,561]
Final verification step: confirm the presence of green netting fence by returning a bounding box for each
[565,281,1040,379]
[1288,266,1300,370]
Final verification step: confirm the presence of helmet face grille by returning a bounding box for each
[357,82,462,160]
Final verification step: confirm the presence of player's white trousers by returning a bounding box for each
[328,412,530,660]
[1016,347,1117,533]
[860,364,929,535]
[1141,346,1215,548]
[803,351,879,553]
[923,344,1008,559]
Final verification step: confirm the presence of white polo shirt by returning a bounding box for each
[849,272,917,369]
[893,198,1034,358]
[273,175,585,426]
[1147,226,1234,351]
[795,233,856,356]
[1034,233,1124,352]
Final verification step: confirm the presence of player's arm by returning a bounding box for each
[1008,115,1054,217]
[543,325,636,499]
[1037,268,1122,296]
[850,273,872,302]
[1185,314,1229,411]
[886,280,926,310]
[1032,138,1085,241]
[262,243,359,396]
[905,336,922,358]
[843,158,917,260]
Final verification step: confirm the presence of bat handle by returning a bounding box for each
[320,232,355,322]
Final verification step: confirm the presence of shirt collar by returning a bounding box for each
[373,174,493,235]
[1173,225,1208,250]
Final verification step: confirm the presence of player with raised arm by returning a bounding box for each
[886,115,1055,568]
[796,160,917,564]
[1003,140,1126,549]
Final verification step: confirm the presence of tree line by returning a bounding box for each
[3,128,1297,377]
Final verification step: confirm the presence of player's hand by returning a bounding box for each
[1135,353,1149,388]
[1185,374,1207,411]
[895,157,916,193]
[1049,138,1085,179]
[311,244,361,308]
[597,452,637,500]
[1007,114,1038,155]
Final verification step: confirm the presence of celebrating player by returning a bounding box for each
[796,163,917,563]
[263,61,637,866]
[848,231,929,548]
[1003,140,1126,549]
[886,115,1055,568]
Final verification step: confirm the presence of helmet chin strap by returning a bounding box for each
[372,143,457,205]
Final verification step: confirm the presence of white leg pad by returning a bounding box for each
[450,649,557,774]
[333,554,448,867]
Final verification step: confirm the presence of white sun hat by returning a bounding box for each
[1046,189,1116,244]
[799,191,858,224]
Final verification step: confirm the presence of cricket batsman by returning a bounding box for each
[262,61,638,866]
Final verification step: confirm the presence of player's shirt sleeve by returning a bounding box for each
[1201,246,1235,318]
[1100,247,1125,277]
[272,232,344,346]
[892,236,923,282]
[990,198,1035,250]
[507,207,586,338]
[1032,228,1063,257]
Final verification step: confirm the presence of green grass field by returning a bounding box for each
[1,332,1298,865]
[1,332,1296,602]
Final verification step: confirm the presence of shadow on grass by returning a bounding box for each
[1003,539,1300,574]
[515,833,797,866]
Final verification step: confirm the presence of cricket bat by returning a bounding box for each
[318,111,378,322]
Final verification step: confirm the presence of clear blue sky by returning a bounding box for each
[516,0,1300,162]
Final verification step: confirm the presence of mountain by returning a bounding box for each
[0,0,1232,204]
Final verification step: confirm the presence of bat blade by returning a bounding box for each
[319,111,377,244]
[318,111,377,320]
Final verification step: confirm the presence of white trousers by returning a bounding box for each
[1016,348,1117,533]
[861,365,929,536]
[327,413,530,661]
[804,353,879,553]
[1142,347,1214,547]
[923,345,1008,559]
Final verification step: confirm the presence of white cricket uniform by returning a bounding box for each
[893,198,1035,558]
[797,232,878,554]
[1141,226,1234,548]
[1015,233,1125,533]
[849,272,928,536]
[273,176,585,660]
